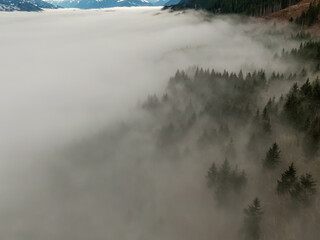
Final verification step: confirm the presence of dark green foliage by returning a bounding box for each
[241,198,263,240]
[303,116,320,158]
[295,0,320,26]
[137,35,320,239]
[284,79,320,127]
[262,107,272,134]
[281,78,320,158]
[263,142,281,170]
[167,0,299,16]
[207,159,247,205]
[140,49,320,238]
[291,31,311,40]
[249,104,275,148]
[284,41,320,63]
[277,163,297,194]
[146,68,270,148]
[277,163,317,206]
[291,174,317,205]
[283,83,303,129]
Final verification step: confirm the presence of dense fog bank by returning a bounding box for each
[0,7,317,240]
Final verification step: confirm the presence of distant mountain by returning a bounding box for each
[0,0,59,11]
[148,0,168,6]
[163,0,179,6]
[49,0,153,8]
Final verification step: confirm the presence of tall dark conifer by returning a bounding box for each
[241,198,264,240]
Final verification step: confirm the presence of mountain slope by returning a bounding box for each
[0,0,58,11]
[263,0,320,35]
[51,0,153,8]
[164,0,180,6]
[164,0,300,16]
[149,0,167,6]
[264,0,315,20]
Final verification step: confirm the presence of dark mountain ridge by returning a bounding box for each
[164,0,300,16]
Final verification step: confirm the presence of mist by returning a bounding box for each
[0,7,315,240]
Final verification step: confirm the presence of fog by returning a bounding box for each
[0,7,305,240]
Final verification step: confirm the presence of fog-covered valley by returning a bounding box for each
[0,7,319,240]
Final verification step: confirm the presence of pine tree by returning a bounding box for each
[303,116,320,158]
[284,83,300,126]
[262,107,271,134]
[312,78,320,100]
[263,142,281,170]
[206,159,247,206]
[207,162,218,188]
[290,173,316,205]
[277,163,317,206]
[241,198,263,240]
[277,163,297,195]
[239,70,244,81]
[215,159,232,204]
[301,79,312,97]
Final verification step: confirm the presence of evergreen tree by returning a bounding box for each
[295,0,320,26]
[215,159,232,203]
[206,159,247,206]
[303,116,320,158]
[262,107,271,134]
[263,142,281,170]
[301,79,312,97]
[284,83,301,127]
[207,162,218,188]
[142,94,160,110]
[241,198,264,240]
[291,173,317,205]
[277,163,297,195]
[277,163,317,206]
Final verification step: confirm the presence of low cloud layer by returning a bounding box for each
[0,8,300,240]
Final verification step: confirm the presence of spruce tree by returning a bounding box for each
[207,162,217,188]
[262,107,271,134]
[303,116,320,158]
[206,159,247,206]
[291,173,317,205]
[263,142,281,170]
[277,163,297,195]
[215,159,231,203]
[241,198,263,240]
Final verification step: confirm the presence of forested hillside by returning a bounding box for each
[140,40,320,239]
[165,0,300,15]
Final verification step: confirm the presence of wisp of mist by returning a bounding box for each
[0,7,298,240]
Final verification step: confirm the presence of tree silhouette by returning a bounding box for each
[241,198,264,240]
[277,163,297,195]
[263,142,281,170]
